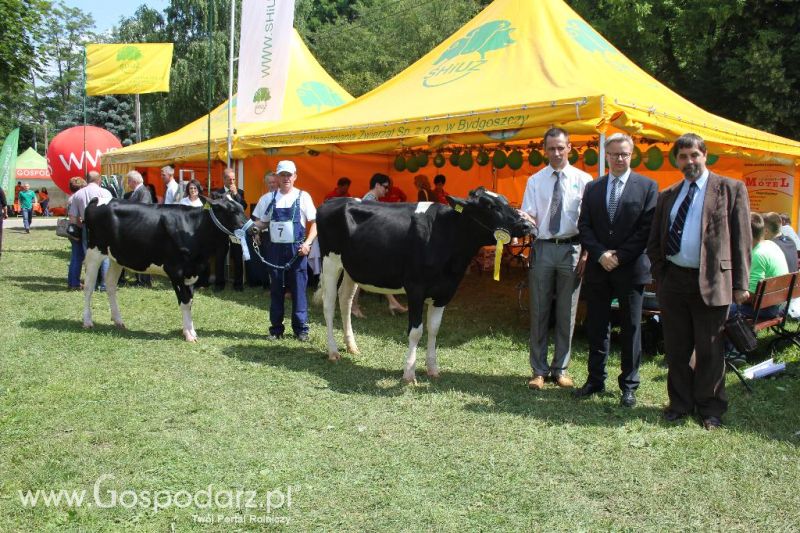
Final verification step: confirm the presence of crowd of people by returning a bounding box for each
[48,130,798,430]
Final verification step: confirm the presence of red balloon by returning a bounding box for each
[46,126,122,194]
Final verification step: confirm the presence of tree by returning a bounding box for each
[297,0,486,97]
[58,95,137,146]
[567,0,800,140]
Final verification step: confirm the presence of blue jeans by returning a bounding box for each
[21,208,33,230]
[268,258,309,337]
[68,238,85,288]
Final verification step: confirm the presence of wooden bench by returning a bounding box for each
[747,272,800,355]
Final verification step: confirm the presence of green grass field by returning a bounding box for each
[1,226,798,531]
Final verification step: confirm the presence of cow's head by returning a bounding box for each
[448,187,536,242]
[205,196,248,236]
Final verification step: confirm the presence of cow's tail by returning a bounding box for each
[313,253,343,306]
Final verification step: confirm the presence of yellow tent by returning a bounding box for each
[232,0,800,163]
[103,29,354,174]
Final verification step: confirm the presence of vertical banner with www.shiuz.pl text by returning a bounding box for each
[237,0,296,123]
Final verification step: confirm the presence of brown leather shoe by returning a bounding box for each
[527,375,546,390]
[554,375,574,388]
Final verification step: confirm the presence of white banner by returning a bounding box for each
[236,0,296,123]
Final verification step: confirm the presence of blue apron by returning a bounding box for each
[265,191,308,336]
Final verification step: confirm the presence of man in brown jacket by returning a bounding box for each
[647,133,751,430]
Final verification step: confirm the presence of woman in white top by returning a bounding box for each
[179,180,204,207]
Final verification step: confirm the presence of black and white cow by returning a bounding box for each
[315,187,536,383]
[82,197,248,341]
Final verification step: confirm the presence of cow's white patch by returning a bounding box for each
[415,202,433,214]
[184,276,199,286]
[484,190,499,198]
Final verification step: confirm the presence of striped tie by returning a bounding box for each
[608,178,621,221]
[548,171,562,235]
[666,182,698,256]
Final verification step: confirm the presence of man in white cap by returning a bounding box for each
[250,160,317,341]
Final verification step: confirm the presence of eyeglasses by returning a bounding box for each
[608,152,632,160]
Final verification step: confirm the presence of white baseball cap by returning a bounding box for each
[276,160,297,174]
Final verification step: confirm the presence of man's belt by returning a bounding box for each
[540,235,580,245]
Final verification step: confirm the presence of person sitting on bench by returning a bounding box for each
[730,213,789,320]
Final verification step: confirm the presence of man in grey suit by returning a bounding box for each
[576,133,658,407]
[127,171,153,204]
[647,133,751,430]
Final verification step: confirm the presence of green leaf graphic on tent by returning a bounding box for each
[297,82,345,112]
[433,20,515,65]
[253,87,271,114]
[116,45,143,74]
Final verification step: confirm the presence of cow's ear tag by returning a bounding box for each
[493,229,511,281]
[454,204,463,213]
[203,202,211,210]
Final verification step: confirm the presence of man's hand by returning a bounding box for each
[733,289,751,304]
[575,249,589,278]
[298,242,311,256]
[599,250,619,271]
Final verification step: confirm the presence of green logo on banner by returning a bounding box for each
[423,20,515,88]
[116,45,143,74]
[297,82,345,112]
[253,87,271,115]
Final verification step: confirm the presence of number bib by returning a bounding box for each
[269,220,295,243]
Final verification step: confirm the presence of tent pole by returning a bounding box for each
[227,0,235,168]
[206,0,215,193]
[598,133,606,178]
[135,94,142,143]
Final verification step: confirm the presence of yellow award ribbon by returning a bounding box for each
[493,229,511,281]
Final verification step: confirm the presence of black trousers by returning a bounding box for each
[658,265,729,418]
[215,240,243,289]
[583,278,644,392]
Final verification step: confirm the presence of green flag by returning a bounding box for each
[0,128,20,196]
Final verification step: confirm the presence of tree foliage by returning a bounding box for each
[567,0,800,139]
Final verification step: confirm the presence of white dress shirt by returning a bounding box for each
[667,170,709,268]
[521,163,593,239]
[605,168,631,210]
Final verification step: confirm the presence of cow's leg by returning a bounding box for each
[105,260,125,328]
[425,304,445,379]
[402,295,426,384]
[171,277,197,342]
[320,254,342,360]
[338,271,359,355]
[82,247,104,328]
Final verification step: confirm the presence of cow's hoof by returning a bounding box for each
[183,332,198,342]
[327,353,341,362]
[426,371,441,380]
[402,375,417,385]
[113,322,126,330]
[83,322,94,329]
[346,344,360,355]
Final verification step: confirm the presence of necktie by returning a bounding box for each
[666,182,698,256]
[548,171,562,235]
[608,178,621,221]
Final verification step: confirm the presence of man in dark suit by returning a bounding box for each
[576,133,658,407]
[213,167,247,291]
[647,133,751,430]
[125,170,154,287]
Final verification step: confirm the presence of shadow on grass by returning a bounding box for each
[5,274,68,293]
[21,318,267,342]
[222,343,674,428]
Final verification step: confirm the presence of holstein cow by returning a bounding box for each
[316,187,536,383]
[82,197,249,341]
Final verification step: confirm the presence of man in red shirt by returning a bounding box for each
[380,178,407,203]
[324,177,352,201]
[433,174,449,204]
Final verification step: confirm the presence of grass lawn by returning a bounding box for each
[1,226,799,531]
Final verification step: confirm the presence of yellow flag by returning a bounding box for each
[86,43,173,95]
